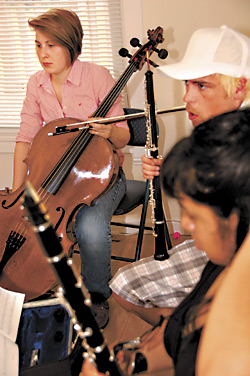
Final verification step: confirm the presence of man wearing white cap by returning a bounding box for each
[110,26,250,326]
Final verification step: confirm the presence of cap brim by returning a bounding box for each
[158,62,250,80]
[158,63,216,80]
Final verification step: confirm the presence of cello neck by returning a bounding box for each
[92,62,136,118]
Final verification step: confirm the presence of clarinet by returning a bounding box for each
[144,65,170,260]
[21,180,123,376]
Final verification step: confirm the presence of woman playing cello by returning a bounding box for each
[12,8,130,329]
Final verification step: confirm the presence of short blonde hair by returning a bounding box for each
[28,8,83,63]
[217,74,250,104]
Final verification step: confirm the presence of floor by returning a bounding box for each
[98,229,190,376]
[19,223,188,375]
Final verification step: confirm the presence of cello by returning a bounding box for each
[0,27,166,301]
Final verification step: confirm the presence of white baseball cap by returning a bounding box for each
[159,26,250,80]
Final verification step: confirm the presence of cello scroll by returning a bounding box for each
[119,26,168,70]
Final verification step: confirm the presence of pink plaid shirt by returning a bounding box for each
[17,59,128,165]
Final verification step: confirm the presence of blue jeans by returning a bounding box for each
[75,168,126,300]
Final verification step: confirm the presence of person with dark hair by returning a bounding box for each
[82,107,250,375]
[12,8,130,329]
[197,222,250,376]
[110,25,250,326]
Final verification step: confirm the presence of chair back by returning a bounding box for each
[124,108,159,147]
[124,108,147,147]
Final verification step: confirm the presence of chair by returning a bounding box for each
[111,108,172,262]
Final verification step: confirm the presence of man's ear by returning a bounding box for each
[234,77,247,101]
[229,210,240,233]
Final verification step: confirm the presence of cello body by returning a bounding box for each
[0,118,118,301]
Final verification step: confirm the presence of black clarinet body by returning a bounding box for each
[22,181,123,376]
[145,69,171,260]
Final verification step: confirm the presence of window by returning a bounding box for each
[0,0,126,127]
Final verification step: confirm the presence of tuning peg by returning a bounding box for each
[119,48,132,58]
[152,47,168,59]
[130,37,141,48]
